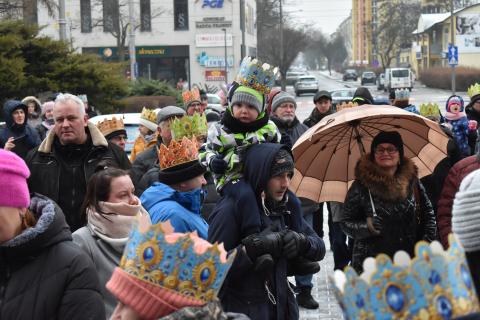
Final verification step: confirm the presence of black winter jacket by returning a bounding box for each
[341,155,437,273]
[131,142,159,189]
[25,122,131,231]
[208,144,325,320]
[270,116,308,145]
[0,194,105,320]
[302,108,333,128]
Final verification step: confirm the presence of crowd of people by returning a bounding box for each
[1,58,480,320]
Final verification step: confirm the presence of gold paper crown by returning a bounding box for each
[182,88,201,106]
[336,101,358,112]
[331,235,480,319]
[119,220,235,303]
[420,102,441,119]
[140,107,157,123]
[159,137,199,170]
[171,113,208,141]
[468,83,480,99]
[96,117,125,137]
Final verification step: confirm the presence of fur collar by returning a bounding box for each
[355,154,418,202]
[38,121,108,153]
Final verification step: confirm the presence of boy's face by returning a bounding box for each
[232,103,259,123]
[315,98,332,114]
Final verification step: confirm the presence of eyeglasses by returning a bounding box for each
[375,147,398,155]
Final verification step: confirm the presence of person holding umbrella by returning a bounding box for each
[340,131,437,273]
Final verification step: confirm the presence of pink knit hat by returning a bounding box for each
[41,101,55,116]
[0,149,31,208]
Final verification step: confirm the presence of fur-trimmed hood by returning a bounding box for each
[38,121,108,153]
[355,154,418,202]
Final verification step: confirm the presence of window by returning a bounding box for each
[80,0,92,33]
[174,0,189,31]
[140,0,151,32]
[103,0,119,33]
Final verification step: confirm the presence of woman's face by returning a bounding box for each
[45,108,54,120]
[0,207,24,244]
[374,143,400,170]
[107,175,136,205]
[110,302,141,320]
[138,124,151,136]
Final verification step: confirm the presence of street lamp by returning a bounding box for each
[222,28,228,85]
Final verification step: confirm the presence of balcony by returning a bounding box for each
[430,43,443,56]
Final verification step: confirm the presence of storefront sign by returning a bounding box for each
[205,70,226,81]
[83,45,189,60]
[196,33,232,47]
[196,20,232,28]
[197,52,234,67]
[195,0,225,8]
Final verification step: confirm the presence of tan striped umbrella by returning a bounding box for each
[290,105,449,203]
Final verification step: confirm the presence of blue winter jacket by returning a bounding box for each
[208,143,326,320]
[140,182,208,239]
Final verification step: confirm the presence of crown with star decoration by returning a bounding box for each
[171,113,208,141]
[235,56,278,95]
[420,102,441,119]
[182,88,201,106]
[331,235,480,320]
[468,83,480,99]
[119,220,235,303]
[95,117,125,137]
[395,88,410,101]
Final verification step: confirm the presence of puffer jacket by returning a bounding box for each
[0,194,105,320]
[341,155,437,273]
[437,153,480,248]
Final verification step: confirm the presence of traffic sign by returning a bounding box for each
[448,44,458,66]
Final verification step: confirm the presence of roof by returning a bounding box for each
[414,3,480,34]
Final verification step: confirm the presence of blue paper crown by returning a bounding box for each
[235,56,278,95]
[119,221,235,303]
[331,235,480,319]
[395,88,410,101]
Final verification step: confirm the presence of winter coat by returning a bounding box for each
[445,116,476,157]
[270,116,308,145]
[35,120,54,141]
[0,194,105,320]
[402,105,420,114]
[0,100,41,159]
[141,182,209,239]
[25,122,131,232]
[72,227,123,319]
[130,134,157,162]
[199,114,280,192]
[466,102,480,123]
[208,143,326,320]
[437,153,480,248]
[341,155,437,273]
[303,107,333,128]
[22,96,42,128]
[131,143,159,189]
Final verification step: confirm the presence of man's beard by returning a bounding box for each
[279,115,295,124]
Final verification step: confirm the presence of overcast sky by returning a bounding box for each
[283,0,352,35]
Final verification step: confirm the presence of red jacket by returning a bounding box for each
[437,154,480,248]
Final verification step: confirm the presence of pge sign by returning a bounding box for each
[199,0,224,8]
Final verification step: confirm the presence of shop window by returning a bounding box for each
[103,0,119,33]
[80,0,92,33]
[140,0,151,32]
[174,0,189,31]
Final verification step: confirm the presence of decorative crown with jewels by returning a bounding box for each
[159,137,199,170]
[95,117,125,137]
[119,220,235,303]
[171,113,208,141]
[140,107,157,123]
[420,102,441,119]
[331,235,480,320]
[468,83,480,99]
[235,56,278,95]
[336,101,358,112]
[182,88,201,106]
[395,88,410,101]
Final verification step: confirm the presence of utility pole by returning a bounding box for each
[450,0,456,94]
[222,28,228,85]
[58,0,67,41]
[279,0,285,90]
[128,0,137,80]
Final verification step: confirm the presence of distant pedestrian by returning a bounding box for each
[341,131,437,273]
[22,96,42,128]
[0,100,41,159]
[36,101,55,141]
[0,149,105,320]
[130,107,158,161]
[96,116,128,150]
[183,88,203,116]
[303,90,333,128]
[392,89,419,114]
[351,87,374,105]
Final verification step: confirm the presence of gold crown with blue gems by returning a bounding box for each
[331,235,480,320]
[119,221,235,303]
[235,56,278,95]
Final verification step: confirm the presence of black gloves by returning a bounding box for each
[210,155,229,174]
[280,133,293,149]
[367,215,383,235]
[282,230,311,259]
[242,232,284,261]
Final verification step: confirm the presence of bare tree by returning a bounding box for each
[0,0,56,22]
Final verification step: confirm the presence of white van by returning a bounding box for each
[384,68,413,92]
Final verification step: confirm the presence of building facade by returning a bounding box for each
[352,0,373,66]
[337,13,353,64]
[37,0,257,88]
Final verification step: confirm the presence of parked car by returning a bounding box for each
[286,71,307,85]
[343,69,358,81]
[294,75,319,96]
[361,71,376,85]
[377,73,385,90]
[330,88,356,111]
[89,113,140,156]
[384,68,413,92]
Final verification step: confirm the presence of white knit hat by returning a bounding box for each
[452,168,480,252]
